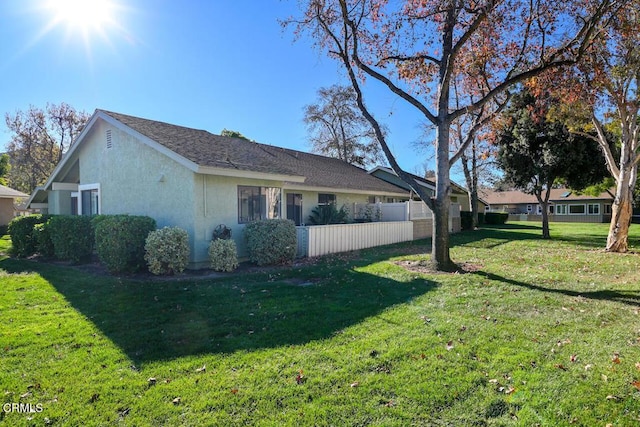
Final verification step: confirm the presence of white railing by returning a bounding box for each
[353,201,459,222]
[296,221,413,258]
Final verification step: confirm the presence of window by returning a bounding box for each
[238,186,281,224]
[78,184,100,216]
[485,205,490,211]
[286,193,303,226]
[604,204,612,214]
[549,205,555,214]
[536,205,542,215]
[526,204,532,212]
[569,204,586,214]
[318,193,336,206]
[556,204,567,215]
[588,203,600,215]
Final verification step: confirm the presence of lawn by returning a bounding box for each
[1,222,639,426]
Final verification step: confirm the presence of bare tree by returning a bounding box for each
[304,85,383,168]
[288,0,617,270]
[5,103,89,194]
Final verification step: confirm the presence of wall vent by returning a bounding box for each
[106,129,113,149]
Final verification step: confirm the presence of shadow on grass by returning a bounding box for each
[450,225,543,249]
[473,270,640,308]
[0,257,436,365]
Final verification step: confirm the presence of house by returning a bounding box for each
[27,110,410,267]
[369,166,478,211]
[0,184,29,226]
[482,188,614,223]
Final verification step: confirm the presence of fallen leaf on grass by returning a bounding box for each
[606,395,619,401]
[350,382,359,388]
[631,380,640,391]
[446,341,454,351]
[635,362,640,370]
[570,354,578,363]
[172,397,181,405]
[195,365,206,373]
[230,388,238,395]
[147,377,157,385]
[554,364,568,371]
[612,353,621,364]
[296,370,306,385]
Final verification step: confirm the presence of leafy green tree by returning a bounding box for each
[496,91,609,238]
[220,129,253,141]
[0,154,10,186]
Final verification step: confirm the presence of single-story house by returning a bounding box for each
[481,188,615,223]
[369,166,479,211]
[0,184,29,226]
[27,110,411,267]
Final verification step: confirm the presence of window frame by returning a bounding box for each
[568,204,586,215]
[587,203,600,215]
[318,193,337,206]
[237,185,282,224]
[77,184,101,216]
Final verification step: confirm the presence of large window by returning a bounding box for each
[569,204,586,215]
[588,203,600,215]
[318,193,336,206]
[78,184,100,216]
[238,186,281,224]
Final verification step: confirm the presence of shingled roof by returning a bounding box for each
[100,110,406,195]
[481,188,614,205]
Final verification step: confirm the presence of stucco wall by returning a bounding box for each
[77,121,198,260]
[0,199,14,226]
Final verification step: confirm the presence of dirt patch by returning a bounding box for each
[394,260,483,275]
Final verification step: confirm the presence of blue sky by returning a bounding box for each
[0,0,433,175]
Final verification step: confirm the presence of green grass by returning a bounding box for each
[1,222,639,426]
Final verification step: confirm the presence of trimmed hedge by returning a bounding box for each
[48,215,94,262]
[245,219,296,266]
[34,221,55,258]
[144,227,190,275]
[95,215,157,273]
[8,214,51,257]
[484,212,508,225]
[460,211,486,230]
[208,238,239,272]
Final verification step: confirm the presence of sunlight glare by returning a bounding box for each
[47,0,115,35]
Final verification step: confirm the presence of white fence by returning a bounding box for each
[296,221,413,258]
[354,201,459,222]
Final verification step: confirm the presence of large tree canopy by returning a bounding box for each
[288,0,621,270]
[304,85,383,168]
[5,103,89,194]
[496,90,609,238]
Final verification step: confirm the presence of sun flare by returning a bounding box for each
[48,0,115,33]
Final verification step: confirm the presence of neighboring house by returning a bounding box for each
[0,184,29,226]
[369,166,480,211]
[27,110,410,267]
[482,188,614,223]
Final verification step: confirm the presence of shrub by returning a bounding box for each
[48,215,94,262]
[144,227,190,275]
[460,211,473,230]
[0,225,8,236]
[308,204,349,225]
[484,212,508,225]
[208,238,239,272]
[245,219,296,266]
[8,214,50,257]
[34,221,55,258]
[95,215,157,273]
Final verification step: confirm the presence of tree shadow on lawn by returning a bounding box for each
[0,258,437,366]
[473,270,640,308]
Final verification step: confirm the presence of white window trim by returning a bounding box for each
[556,204,567,215]
[78,183,101,215]
[587,203,600,215]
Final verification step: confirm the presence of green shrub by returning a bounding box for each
[34,221,55,258]
[8,214,50,257]
[460,211,473,230]
[144,227,190,275]
[308,204,349,225]
[47,215,94,262]
[484,212,508,225]
[95,215,157,273]
[208,238,239,272]
[0,225,8,236]
[477,212,485,226]
[245,219,296,266]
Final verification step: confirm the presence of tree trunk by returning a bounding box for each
[432,120,454,271]
[607,175,633,252]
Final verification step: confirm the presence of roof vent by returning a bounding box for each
[560,191,571,198]
[106,129,113,149]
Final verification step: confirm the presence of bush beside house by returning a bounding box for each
[144,227,190,275]
[245,219,296,266]
[95,215,157,273]
[48,215,94,262]
[8,214,51,257]
[208,238,239,272]
[484,212,508,225]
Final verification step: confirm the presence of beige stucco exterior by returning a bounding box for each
[37,114,408,268]
[0,199,14,226]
